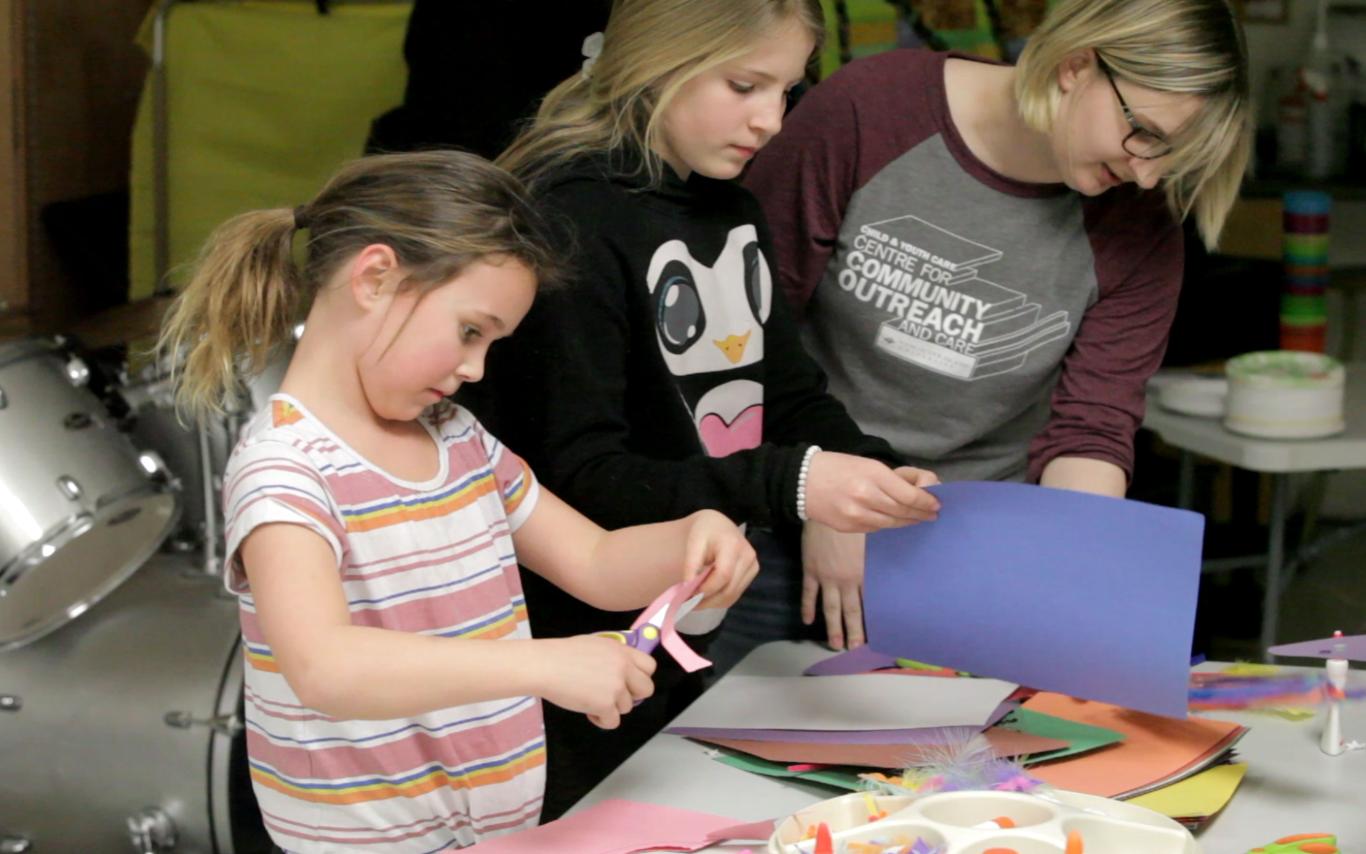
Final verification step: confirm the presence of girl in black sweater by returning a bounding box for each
[463,0,942,818]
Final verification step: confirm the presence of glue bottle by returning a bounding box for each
[1320,630,1346,756]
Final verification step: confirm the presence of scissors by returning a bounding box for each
[597,593,704,655]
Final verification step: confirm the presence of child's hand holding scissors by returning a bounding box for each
[537,635,657,730]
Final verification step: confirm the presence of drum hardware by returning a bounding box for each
[199,419,221,577]
[0,337,181,650]
[126,807,177,854]
[0,834,31,853]
[164,709,243,736]
[0,694,19,711]
[63,356,91,388]
[55,476,83,500]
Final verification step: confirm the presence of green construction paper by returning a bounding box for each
[998,707,1125,764]
[710,748,865,792]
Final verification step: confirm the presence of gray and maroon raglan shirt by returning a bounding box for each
[746,49,1184,484]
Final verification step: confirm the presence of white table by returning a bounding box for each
[1142,363,1366,654]
[577,642,1366,853]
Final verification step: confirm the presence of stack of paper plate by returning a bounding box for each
[1149,372,1228,418]
[1223,351,1345,439]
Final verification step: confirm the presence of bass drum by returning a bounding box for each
[0,553,271,853]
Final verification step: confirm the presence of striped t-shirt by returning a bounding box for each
[223,394,544,852]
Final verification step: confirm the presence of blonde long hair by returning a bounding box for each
[1014,0,1250,250]
[158,151,561,420]
[498,0,824,187]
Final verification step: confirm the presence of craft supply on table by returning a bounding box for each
[1148,369,1229,418]
[1269,632,1366,661]
[1019,693,1245,800]
[1187,670,1363,712]
[460,797,743,853]
[1127,763,1247,831]
[865,481,1204,719]
[674,672,1018,731]
[1247,832,1340,853]
[1222,350,1345,439]
[1279,191,1331,353]
[768,789,1200,854]
[687,730,1066,768]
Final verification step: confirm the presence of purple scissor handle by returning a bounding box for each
[598,594,703,655]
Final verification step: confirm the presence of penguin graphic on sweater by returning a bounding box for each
[646,224,771,458]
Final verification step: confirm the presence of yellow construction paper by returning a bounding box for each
[1129,763,1248,818]
[1222,663,1281,676]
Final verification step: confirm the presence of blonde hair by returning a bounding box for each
[1014,0,1250,250]
[498,0,824,187]
[158,151,561,420]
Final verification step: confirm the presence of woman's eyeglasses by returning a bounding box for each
[1095,55,1173,160]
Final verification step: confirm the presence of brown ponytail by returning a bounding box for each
[157,150,561,419]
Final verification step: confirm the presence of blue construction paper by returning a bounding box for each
[865,482,1204,719]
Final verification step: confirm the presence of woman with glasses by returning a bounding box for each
[733,0,1249,654]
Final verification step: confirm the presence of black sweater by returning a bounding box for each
[459,154,901,634]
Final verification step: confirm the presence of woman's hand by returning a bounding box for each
[680,510,760,609]
[804,452,941,532]
[800,521,867,650]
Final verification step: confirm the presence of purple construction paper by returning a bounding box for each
[865,482,1204,720]
[802,645,900,676]
[1269,633,1366,661]
[666,725,981,744]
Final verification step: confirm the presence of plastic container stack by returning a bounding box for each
[1280,190,1331,353]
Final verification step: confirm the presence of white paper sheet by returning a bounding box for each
[672,673,1018,730]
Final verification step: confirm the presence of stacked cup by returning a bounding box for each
[1280,190,1332,352]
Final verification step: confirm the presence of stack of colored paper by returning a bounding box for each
[1128,763,1249,832]
[1021,692,1247,817]
[669,697,1126,793]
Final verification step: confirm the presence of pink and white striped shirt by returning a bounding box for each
[223,395,543,852]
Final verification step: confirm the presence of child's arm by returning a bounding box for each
[242,522,656,727]
[512,488,758,613]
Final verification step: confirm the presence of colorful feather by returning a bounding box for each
[858,733,1043,797]
[1189,672,1365,712]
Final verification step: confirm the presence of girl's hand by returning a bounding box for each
[535,636,657,730]
[800,522,867,650]
[804,452,941,533]
[681,510,759,610]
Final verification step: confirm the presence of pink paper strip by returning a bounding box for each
[634,573,712,673]
[467,798,740,853]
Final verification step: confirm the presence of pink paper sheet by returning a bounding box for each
[468,798,740,853]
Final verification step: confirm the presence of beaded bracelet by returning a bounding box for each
[795,444,821,522]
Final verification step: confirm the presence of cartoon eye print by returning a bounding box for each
[645,225,772,378]
[743,240,767,324]
[654,260,706,354]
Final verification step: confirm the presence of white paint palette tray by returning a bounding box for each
[768,790,1201,854]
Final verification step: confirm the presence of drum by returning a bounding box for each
[118,342,291,558]
[0,338,180,650]
[0,553,271,853]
